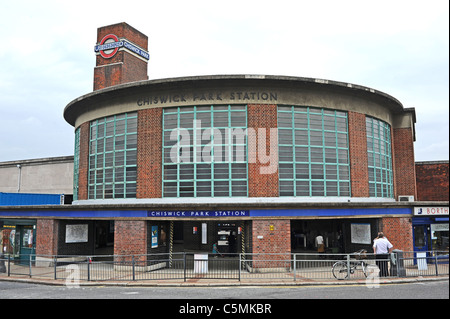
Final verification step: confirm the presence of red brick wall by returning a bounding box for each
[94,22,148,91]
[114,220,148,261]
[94,62,123,91]
[348,112,369,197]
[77,122,90,200]
[393,127,417,199]
[252,219,291,254]
[416,162,449,201]
[36,219,59,256]
[380,217,413,252]
[247,104,279,197]
[251,220,291,267]
[123,53,149,84]
[137,108,163,198]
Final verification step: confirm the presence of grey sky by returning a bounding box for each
[0,0,448,162]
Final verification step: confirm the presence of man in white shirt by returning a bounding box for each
[373,232,393,277]
[316,234,325,258]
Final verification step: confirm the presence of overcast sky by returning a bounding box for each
[0,0,448,163]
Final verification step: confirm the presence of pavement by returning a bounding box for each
[1,273,448,287]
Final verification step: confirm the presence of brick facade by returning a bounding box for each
[137,108,163,198]
[247,104,279,197]
[380,217,413,252]
[348,111,369,197]
[114,220,148,261]
[94,22,148,91]
[36,219,59,256]
[416,162,449,201]
[393,127,417,199]
[251,219,291,265]
[76,122,90,200]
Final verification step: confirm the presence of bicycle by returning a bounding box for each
[332,249,368,280]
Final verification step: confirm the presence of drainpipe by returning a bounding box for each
[16,164,22,193]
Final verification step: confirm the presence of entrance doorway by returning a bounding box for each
[0,223,36,265]
[413,225,429,252]
[291,220,344,253]
[170,221,247,254]
[94,220,114,255]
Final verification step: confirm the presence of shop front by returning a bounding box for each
[413,206,449,257]
[0,219,36,264]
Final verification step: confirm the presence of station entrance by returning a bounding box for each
[291,218,380,254]
[169,220,250,255]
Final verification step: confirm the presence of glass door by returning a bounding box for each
[19,226,35,265]
[413,225,429,252]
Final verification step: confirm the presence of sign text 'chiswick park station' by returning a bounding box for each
[1,22,448,261]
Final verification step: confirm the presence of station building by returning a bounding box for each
[1,23,448,261]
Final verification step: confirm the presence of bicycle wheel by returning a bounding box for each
[332,261,348,280]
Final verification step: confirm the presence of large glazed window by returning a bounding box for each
[88,112,137,199]
[163,105,248,197]
[278,106,350,197]
[366,117,393,198]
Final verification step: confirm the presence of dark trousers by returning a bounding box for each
[376,254,390,277]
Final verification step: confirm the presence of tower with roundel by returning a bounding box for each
[94,22,149,91]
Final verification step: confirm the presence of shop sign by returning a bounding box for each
[414,207,449,216]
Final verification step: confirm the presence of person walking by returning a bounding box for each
[373,232,393,277]
[316,233,325,258]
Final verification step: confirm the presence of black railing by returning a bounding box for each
[0,251,448,283]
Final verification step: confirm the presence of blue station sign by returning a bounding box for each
[148,210,250,218]
[95,34,149,60]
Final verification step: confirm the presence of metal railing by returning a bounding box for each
[0,251,448,283]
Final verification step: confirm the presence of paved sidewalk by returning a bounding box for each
[1,273,448,287]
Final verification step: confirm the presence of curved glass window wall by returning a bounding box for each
[163,105,248,197]
[277,106,351,197]
[366,117,393,198]
[88,112,137,199]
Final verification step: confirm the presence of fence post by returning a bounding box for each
[29,254,32,278]
[346,254,351,279]
[239,253,241,282]
[293,254,296,282]
[54,255,57,280]
[434,253,439,276]
[183,253,187,282]
[132,255,135,281]
[87,257,90,281]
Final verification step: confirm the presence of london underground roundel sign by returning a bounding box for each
[95,34,123,59]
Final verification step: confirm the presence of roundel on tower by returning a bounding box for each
[94,34,123,59]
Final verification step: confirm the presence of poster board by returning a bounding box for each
[350,223,371,244]
[65,224,88,243]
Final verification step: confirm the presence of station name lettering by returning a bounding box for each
[137,91,277,106]
[148,210,249,217]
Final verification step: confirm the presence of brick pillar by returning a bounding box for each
[252,220,291,268]
[36,219,59,256]
[247,104,279,197]
[348,111,369,197]
[94,22,148,91]
[393,127,417,199]
[137,108,162,198]
[114,220,148,262]
[77,122,90,200]
[380,217,413,252]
